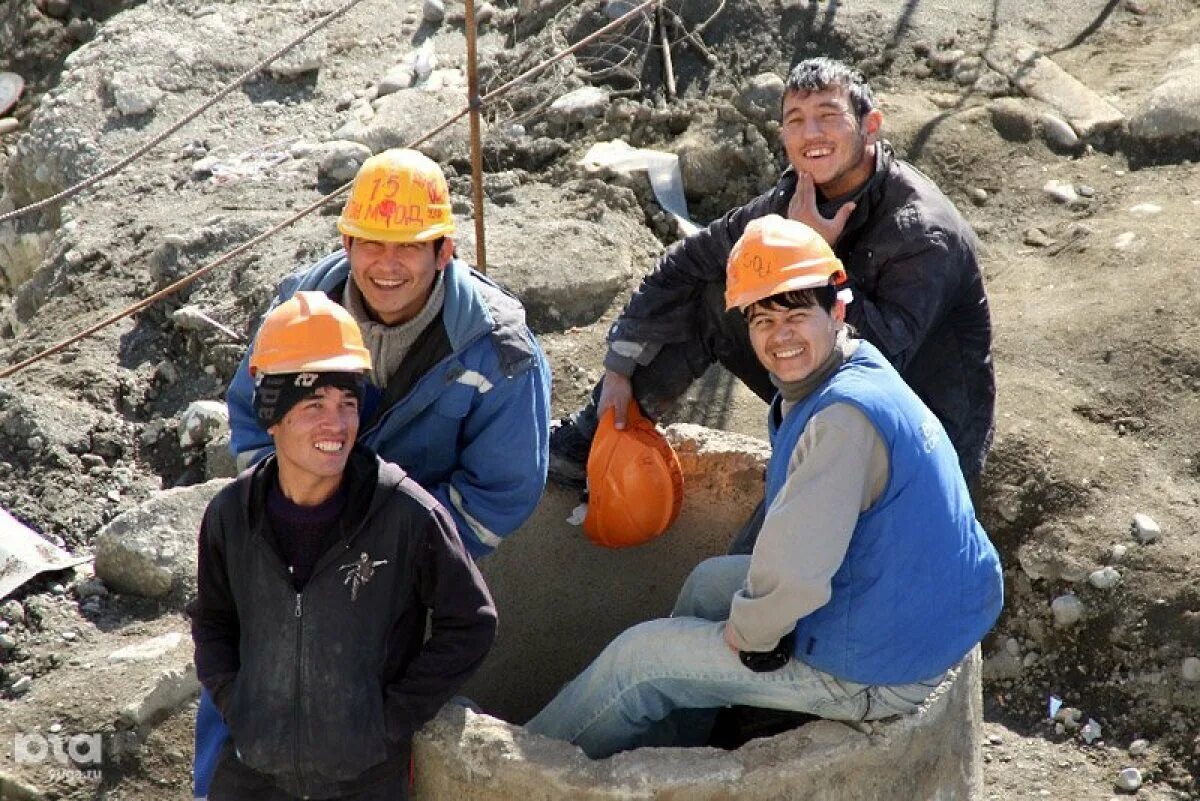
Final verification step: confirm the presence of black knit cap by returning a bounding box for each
[253,371,366,429]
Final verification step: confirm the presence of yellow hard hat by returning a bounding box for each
[337,149,456,243]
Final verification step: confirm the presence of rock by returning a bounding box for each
[476,2,497,24]
[338,87,468,163]
[66,16,97,42]
[474,187,651,331]
[0,600,25,625]
[972,69,1011,97]
[11,675,33,695]
[0,118,18,135]
[1088,566,1121,589]
[928,48,966,75]
[989,98,1037,141]
[604,0,638,18]
[178,400,229,448]
[969,187,989,205]
[1182,657,1200,682]
[205,435,238,481]
[1113,232,1138,251]
[1131,512,1161,543]
[674,128,755,199]
[1043,179,1079,204]
[1051,594,1084,626]
[1128,46,1200,150]
[548,86,610,123]
[108,70,165,116]
[118,664,200,727]
[1128,202,1162,216]
[1128,738,1149,756]
[43,0,71,19]
[94,480,229,602]
[0,73,26,116]
[109,632,186,663]
[0,633,16,650]
[983,650,1022,680]
[1024,227,1055,247]
[1116,767,1142,791]
[985,43,1124,139]
[73,577,108,599]
[422,0,446,24]
[267,32,326,79]
[1040,112,1080,150]
[736,72,786,122]
[316,140,373,184]
[1109,543,1129,562]
[1076,184,1095,198]
[0,771,43,801]
[377,66,416,97]
[952,57,983,85]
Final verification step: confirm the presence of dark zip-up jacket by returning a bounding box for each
[188,446,497,798]
[608,142,995,477]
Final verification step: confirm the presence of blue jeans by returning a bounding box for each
[525,556,944,759]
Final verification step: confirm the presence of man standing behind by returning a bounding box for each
[550,57,994,497]
[189,291,496,799]
[229,147,551,559]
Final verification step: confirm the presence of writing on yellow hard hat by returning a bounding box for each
[337,149,456,243]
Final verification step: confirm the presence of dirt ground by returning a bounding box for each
[2,0,1199,798]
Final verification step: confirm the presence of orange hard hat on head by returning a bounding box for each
[337,148,456,243]
[249,291,372,377]
[583,405,684,549]
[725,214,846,311]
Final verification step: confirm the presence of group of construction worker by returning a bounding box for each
[187,57,1003,800]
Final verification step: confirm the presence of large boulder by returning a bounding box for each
[1128,45,1200,165]
[94,479,229,604]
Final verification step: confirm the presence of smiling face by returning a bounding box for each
[268,384,360,505]
[779,85,882,199]
[344,235,453,325]
[747,296,845,383]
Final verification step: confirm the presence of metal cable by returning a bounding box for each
[0,0,658,380]
[0,0,370,226]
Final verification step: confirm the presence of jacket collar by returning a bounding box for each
[776,140,896,250]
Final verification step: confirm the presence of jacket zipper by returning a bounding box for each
[294,590,306,797]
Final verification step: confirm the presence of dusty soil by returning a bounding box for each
[1,0,1199,798]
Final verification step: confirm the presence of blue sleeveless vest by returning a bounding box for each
[766,341,1002,685]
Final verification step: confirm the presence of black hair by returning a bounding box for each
[783,57,876,121]
[746,286,838,317]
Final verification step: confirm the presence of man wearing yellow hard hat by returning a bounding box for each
[198,148,550,797]
[227,148,551,558]
[190,292,496,800]
[527,216,1002,759]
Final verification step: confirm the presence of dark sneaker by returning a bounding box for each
[547,417,591,488]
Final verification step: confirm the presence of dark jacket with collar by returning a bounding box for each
[608,143,995,477]
[188,446,497,799]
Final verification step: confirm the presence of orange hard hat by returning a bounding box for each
[337,148,456,243]
[583,404,684,549]
[249,291,372,377]
[725,214,846,311]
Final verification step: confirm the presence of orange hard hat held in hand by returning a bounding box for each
[583,403,684,549]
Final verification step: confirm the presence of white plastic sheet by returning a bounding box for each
[579,140,700,237]
[0,507,91,600]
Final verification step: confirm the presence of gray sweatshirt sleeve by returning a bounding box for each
[725,403,889,652]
